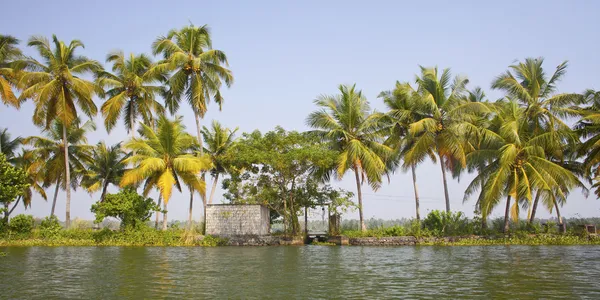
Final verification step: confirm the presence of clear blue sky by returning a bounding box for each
[2,0,599,222]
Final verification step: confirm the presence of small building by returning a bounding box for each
[205,204,270,236]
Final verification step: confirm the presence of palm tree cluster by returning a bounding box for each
[0,26,234,229]
[1,26,598,234]
[308,60,597,232]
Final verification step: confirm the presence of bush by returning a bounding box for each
[422,210,470,237]
[39,215,62,237]
[200,235,228,246]
[9,214,34,234]
[91,188,159,230]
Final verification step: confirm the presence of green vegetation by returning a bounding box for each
[0,27,599,242]
[90,188,159,230]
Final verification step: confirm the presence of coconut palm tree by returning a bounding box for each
[120,115,212,230]
[306,84,392,232]
[201,120,238,206]
[25,119,95,218]
[96,51,166,136]
[492,58,584,222]
[151,24,233,149]
[464,100,582,233]
[577,89,600,199]
[403,67,488,212]
[0,127,22,164]
[378,81,429,220]
[7,150,48,217]
[80,142,129,202]
[0,34,22,108]
[17,35,101,228]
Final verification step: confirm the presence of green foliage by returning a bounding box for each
[422,210,470,237]
[39,215,62,238]
[91,188,159,229]
[222,127,350,234]
[200,235,229,246]
[9,214,34,234]
[0,153,29,206]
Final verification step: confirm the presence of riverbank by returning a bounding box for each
[2,229,599,247]
[345,234,600,246]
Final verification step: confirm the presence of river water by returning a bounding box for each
[1,245,599,299]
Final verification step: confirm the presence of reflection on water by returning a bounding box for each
[1,246,600,299]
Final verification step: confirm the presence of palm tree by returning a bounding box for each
[7,150,48,217]
[306,84,392,232]
[120,115,212,230]
[17,35,102,228]
[492,58,584,222]
[1,127,22,164]
[578,89,600,199]
[464,100,582,233]
[151,24,234,149]
[0,34,22,108]
[379,81,429,220]
[201,120,238,206]
[25,119,95,218]
[80,142,129,202]
[96,51,166,137]
[403,67,488,212]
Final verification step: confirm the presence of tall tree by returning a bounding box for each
[120,115,212,230]
[152,24,233,148]
[403,67,488,212]
[464,100,582,232]
[17,35,101,228]
[8,150,48,217]
[201,120,238,206]
[379,81,429,220]
[492,58,584,222]
[96,51,166,137]
[0,35,22,108]
[577,89,600,199]
[25,119,95,218]
[0,127,22,164]
[306,84,392,232]
[81,142,129,202]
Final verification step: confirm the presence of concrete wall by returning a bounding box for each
[205,204,270,236]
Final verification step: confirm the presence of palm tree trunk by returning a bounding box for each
[208,173,219,205]
[503,195,511,233]
[438,153,451,213]
[411,164,420,221]
[129,100,135,139]
[162,202,168,231]
[194,112,203,153]
[63,124,72,229]
[155,194,162,230]
[100,181,109,202]
[188,190,194,231]
[8,197,21,217]
[554,200,565,233]
[529,191,541,223]
[50,183,59,217]
[353,166,366,232]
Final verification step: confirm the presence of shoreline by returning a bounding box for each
[1,233,598,247]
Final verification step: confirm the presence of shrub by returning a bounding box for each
[9,214,34,234]
[91,188,159,230]
[422,210,470,237]
[200,235,228,246]
[39,215,62,238]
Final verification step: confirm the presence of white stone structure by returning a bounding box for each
[205,204,270,236]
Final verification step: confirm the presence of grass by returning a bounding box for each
[0,227,229,247]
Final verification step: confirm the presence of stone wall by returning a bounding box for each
[205,204,270,236]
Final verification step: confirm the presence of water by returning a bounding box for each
[1,245,600,299]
